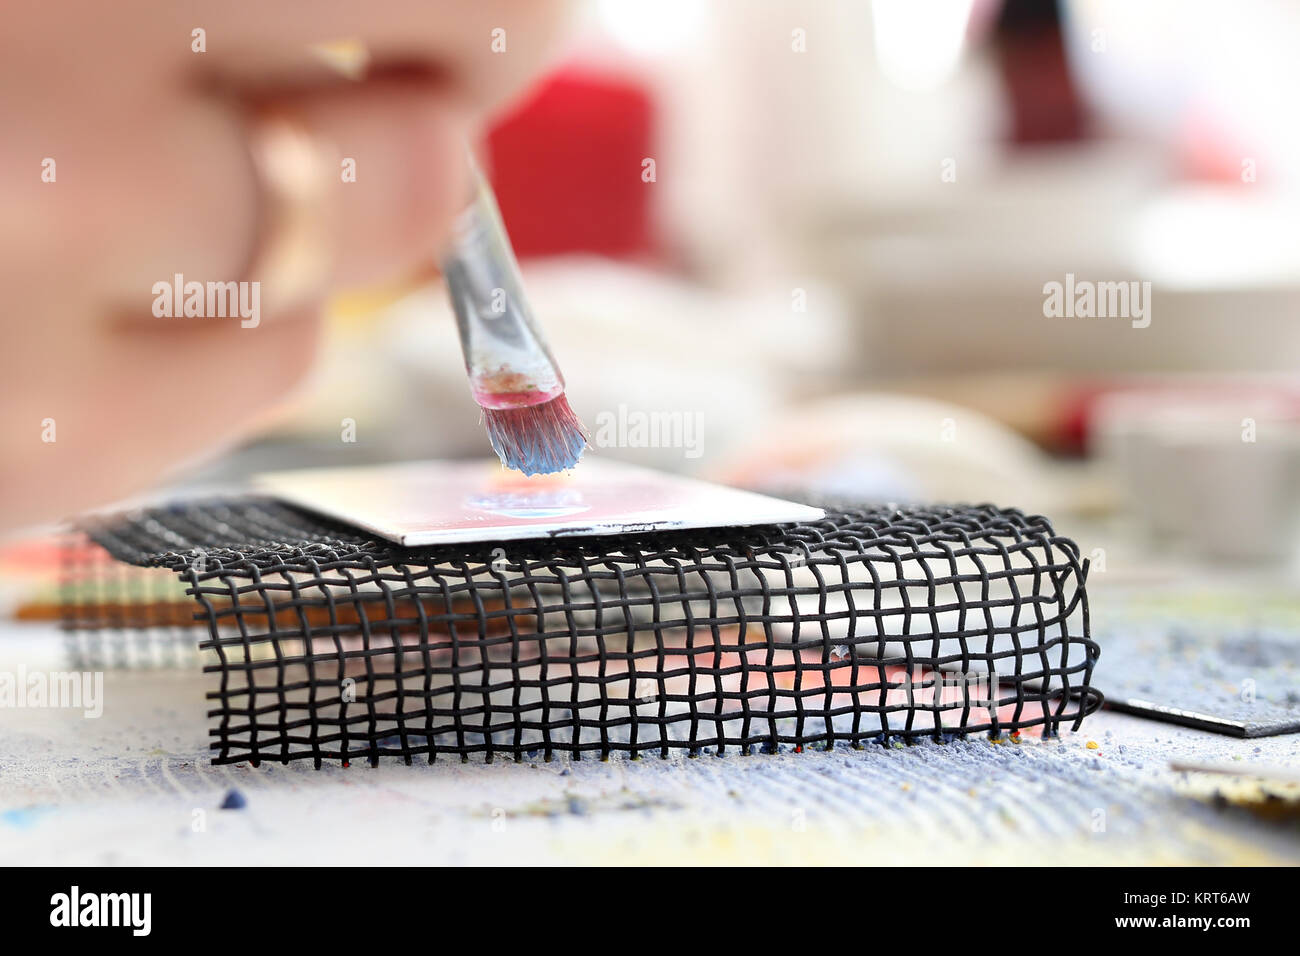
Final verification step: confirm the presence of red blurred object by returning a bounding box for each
[994,0,1089,144]
[1061,379,1300,453]
[485,66,657,261]
[1177,109,1256,184]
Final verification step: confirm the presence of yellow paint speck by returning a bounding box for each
[1086,740,1100,750]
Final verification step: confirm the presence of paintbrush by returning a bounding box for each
[440,154,587,475]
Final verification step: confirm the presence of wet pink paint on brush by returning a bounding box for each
[470,385,565,410]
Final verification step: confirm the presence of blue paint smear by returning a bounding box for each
[484,401,588,477]
[1,806,54,829]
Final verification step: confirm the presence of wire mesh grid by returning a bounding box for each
[84,497,1101,766]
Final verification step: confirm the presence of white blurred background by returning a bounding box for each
[216,0,1300,564]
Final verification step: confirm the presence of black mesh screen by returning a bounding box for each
[83,497,1101,766]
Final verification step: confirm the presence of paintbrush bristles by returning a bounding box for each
[483,395,588,476]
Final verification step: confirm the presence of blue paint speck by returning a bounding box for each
[1,806,53,828]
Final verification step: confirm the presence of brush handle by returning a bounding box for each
[441,158,564,410]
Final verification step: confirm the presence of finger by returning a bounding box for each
[267,74,473,290]
[89,75,473,321]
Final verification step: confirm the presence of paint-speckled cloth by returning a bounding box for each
[1,624,1298,865]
